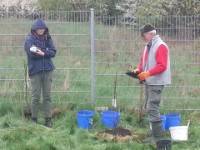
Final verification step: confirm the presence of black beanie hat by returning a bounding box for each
[140,24,155,35]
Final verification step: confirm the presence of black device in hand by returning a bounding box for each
[125,70,139,79]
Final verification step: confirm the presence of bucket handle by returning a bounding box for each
[187,120,190,127]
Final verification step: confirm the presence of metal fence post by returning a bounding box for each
[90,8,95,104]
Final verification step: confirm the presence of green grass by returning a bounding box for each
[1,104,200,150]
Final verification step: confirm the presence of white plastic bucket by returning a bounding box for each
[169,126,188,141]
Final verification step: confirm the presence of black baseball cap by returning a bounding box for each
[139,24,155,35]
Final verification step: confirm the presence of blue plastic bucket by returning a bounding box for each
[161,115,166,131]
[165,113,181,130]
[101,110,120,128]
[76,110,94,129]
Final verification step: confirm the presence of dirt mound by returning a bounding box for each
[97,127,145,142]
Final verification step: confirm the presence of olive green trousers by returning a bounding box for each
[30,71,53,118]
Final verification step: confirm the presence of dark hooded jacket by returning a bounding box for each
[24,18,56,76]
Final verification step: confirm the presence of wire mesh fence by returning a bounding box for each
[0,10,200,111]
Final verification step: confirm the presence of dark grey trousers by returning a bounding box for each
[30,71,53,118]
[144,84,164,122]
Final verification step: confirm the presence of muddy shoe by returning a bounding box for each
[45,117,52,128]
[143,121,162,143]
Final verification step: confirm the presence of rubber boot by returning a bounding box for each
[143,121,162,143]
[31,118,37,124]
[45,117,52,128]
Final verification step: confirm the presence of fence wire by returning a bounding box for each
[0,10,200,111]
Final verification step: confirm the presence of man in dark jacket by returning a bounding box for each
[24,18,56,127]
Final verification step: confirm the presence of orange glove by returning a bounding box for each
[132,68,140,74]
[138,71,150,81]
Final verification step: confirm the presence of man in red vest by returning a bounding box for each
[133,24,171,143]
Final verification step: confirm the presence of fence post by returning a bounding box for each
[90,8,95,104]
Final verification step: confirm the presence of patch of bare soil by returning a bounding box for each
[97,127,145,142]
[52,107,62,117]
[23,107,62,119]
